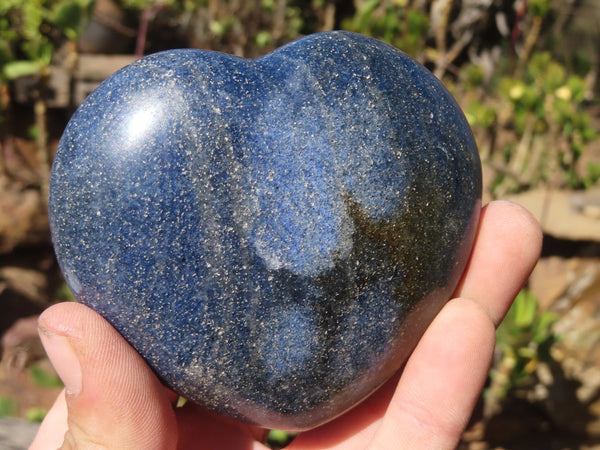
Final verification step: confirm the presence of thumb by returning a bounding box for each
[30,302,177,450]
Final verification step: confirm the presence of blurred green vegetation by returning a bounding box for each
[29,363,64,388]
[1,0,597,194]
[0,0,93,81]
[0,396,19,417]
[484,290,558,417]
[25,406,48,422]
[342,0,429,57]
[266,429,298,449]
[464,51,598,193]
[55,281,75,301]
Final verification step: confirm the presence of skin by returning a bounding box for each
[30,200,542,450]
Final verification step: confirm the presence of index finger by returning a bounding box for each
[454,200,543,327]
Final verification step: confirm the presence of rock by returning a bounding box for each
[545,259,600,436]
[524,256,600,437]
[49,31,481,430]
[529,257,600,311]
[505,188,600,242]
[0,417,39,450]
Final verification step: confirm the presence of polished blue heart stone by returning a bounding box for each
[49,31,481,431]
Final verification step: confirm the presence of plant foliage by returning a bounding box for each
[485,290,558,415]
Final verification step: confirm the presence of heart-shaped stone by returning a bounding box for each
[49,31,481,431]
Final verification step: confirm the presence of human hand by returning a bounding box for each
[30,200,542,449]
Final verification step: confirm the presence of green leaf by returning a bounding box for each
[513,290,538,328]
[25,407,47,422]
[52,1,87,40]
[463,63,484,88]
[21,38,53,67]
[29,364,63,388]
[55,282,75,301]
[0,396,18,417]
[406,10,428,35]
[267,430,289,443]
[265,429,296,448]
[53,1,82,28]
[255,30,272,47]
[533,311,558,344]
[529,0,550,17]
[586,162,600,187]
[261,0,275,12]
[3,60,41,79]
[21,0,45,41]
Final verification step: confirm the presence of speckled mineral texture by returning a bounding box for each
[49,31,482,431]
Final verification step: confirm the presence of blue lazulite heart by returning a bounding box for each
[49,31,481,431]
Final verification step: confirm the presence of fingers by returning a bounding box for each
[455,200,543,326]
[365,200,541,449]
[175,402,268,450]
[294,200,541,449]
[30,302,177,450]
[28,200,541,450]
[30,390,69,449]
[286,372,399,449]
[370,298,496,449]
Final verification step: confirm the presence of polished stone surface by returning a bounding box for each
[49,31,482,431]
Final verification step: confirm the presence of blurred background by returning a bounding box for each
[0,0,599,448]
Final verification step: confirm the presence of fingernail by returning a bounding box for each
[39,327,82,396]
